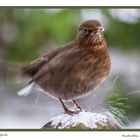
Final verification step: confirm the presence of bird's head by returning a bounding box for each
[76,20,105,47]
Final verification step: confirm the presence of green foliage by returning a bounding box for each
[106,79,129,124]
[105,19,140,50]
[0,9,81,62]
[106,78,140,124]
[125,91,140,121]
[101,9,140,50]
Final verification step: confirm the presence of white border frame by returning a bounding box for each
[0,0,140,6]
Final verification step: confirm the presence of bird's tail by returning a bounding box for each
[17,82,34,96]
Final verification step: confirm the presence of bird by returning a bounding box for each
[17,20,111,115]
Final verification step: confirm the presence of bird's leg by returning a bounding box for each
[72,100,82,111]
[58,98,80,115]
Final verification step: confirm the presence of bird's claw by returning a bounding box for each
[64,108,82,115]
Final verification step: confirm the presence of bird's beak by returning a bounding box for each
[90,27,104,36]
[97,27,104,32]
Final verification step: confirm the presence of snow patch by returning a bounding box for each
[46,111,120,129]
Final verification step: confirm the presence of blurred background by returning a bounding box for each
[0,8,140,129]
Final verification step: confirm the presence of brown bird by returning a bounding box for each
[17,20,111,115]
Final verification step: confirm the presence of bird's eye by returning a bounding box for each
[83,27,87,32]
[83,27,93,34]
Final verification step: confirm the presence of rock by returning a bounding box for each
[42,111,121,129]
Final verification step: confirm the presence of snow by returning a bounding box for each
[46,111,121,129]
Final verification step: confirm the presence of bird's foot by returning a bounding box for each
[72,100,83,111]
[59,98,82,115]
[64,108,82,115]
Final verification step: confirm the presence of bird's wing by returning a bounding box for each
[22,41,75,77]
[22,57,47,77]
[32,44,81,83]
